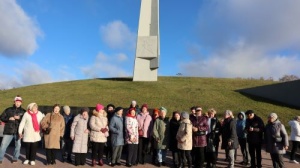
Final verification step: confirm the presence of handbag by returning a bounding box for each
[43,113,52,135]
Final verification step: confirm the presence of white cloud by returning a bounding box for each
[0,62,53,89]
[181,0,300,80]
[100,20,136,50]
[0,0,42,57]
[81,52,131,78]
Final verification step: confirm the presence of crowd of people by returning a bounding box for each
[0,95,299,168]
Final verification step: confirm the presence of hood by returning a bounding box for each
[237,111,246,121]
[181,118,191,124]
[93,109,107,117]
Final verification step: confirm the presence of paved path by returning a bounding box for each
[0,146,299,168]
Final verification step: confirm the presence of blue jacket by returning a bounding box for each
[109,114,124,146]
[236,112,247,139]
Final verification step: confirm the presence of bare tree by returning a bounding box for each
[279,75,299,82]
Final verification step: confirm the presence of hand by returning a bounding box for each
[192,127,198,132]
[71,136,74,140]
[9,117,15,121]
[228,141,232,146]
[14,115,20,120]
[284,146,289,150]
[249,127,254,131]
[84,129,90,133]
[19,134,23,139]
[100,128,108,133]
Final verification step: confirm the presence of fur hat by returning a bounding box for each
[63,105,70,113]
[181,111,189,119]
[27,103,37,111]
[268,113,278,120]
[96,104,104,111]
[14,95,22,102]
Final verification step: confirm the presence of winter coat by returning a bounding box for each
[245,115,264,144]
[41,112,65,149]
[207,117,221,152]
[137,112,152,138]
[125,116,139,144]
[109,114,124,147]
[18,111,45,142]
[169,118,181,151]
[236,112,247,139]
[89,110,109,143]
[152,117,170,150]
[264,120,289,154]
[176,118,193,150]
[190,115,209,147]
[288,120,300,142]
[221,117,239,150]
[62,113,74,140]
[71,114,89,153]
[0,105,26,135]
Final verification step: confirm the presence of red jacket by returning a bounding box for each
[190,115,209,147]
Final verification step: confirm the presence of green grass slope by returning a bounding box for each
[0,77,298,127]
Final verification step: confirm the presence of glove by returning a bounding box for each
[101,128,108,133]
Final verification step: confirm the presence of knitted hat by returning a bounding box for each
[181,111,189,119]
[27,103,37,111]
[80,107,89,114]
[14,95,22,102]
[141,104,148,109]
[268,113,278,120]
[160,107,167,113]
[63,105,71,113]
[245,110,254,115]
[114,107,123,113]
[96,104,104,111]
[131,100,137,105]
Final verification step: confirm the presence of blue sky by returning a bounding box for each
[1,0,300,89]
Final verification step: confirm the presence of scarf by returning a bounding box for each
[27,110,40,132]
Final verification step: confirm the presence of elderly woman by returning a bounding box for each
[71,107,90,166]
[41,104,65,165]
[176,111,192,168]
[288,116,300,164]
[265,113,289,168]
[169,111,181,168]
[90,104,109,166]
[18,103,45,165]
[125,108,139,167]
[152,107,169,167]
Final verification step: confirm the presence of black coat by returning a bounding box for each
[221,117,239,150]
[245,115,264,144]
[0,105,26,135]
[169,118,181,151]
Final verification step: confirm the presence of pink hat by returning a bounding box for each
[14,95,22,102]
[96,104,104,111]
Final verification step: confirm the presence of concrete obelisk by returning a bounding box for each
[133,0,159,81]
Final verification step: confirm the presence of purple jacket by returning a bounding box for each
[136,112,153,138]
[190,115,209,147]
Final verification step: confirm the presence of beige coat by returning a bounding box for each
[176,118,193,150]
[41,112,65,149]
[89,110,109,143]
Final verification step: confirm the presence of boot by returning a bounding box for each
[99,159,104,166]
[92,159,96,167]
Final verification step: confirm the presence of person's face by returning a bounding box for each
[107,106,114,112]
[64,110,70,115]
[142,107,147,113]
[132,103,136,107]
[117,109,123,116]
[82,111,88,119]
[130,110,136,116]
[191,109,196,114]
[247,113,254,119]
[174,113,180,120]
[14,101,22,108]
[195,108,202,116]
[238,114,244,120]
[268,117,276,123]
[208,113,214,118]
[32,105,38,113]
[54,106,60,113]
[160,111,166,118]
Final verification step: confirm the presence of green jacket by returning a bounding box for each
[152,117,170,149]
